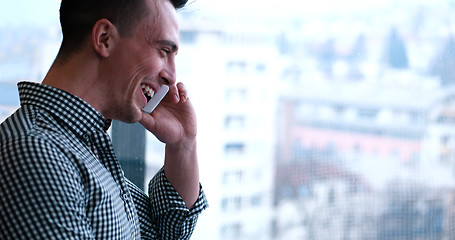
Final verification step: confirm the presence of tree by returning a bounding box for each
[385,27,409,69]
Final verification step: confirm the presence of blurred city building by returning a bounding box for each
[1,1,455,240]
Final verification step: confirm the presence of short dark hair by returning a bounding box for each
[57,0,188,60]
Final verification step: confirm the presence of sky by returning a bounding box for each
[0,0,61,27]
[0,0,421,27]
[3,0,450,27]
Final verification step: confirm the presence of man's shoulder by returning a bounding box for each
[0,105,69,149]
[0,106,33,141]
[0,107,85,174]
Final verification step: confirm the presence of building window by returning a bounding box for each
[180,30,196,44]
[221,196,243,212]
[251,194,262,207]
[256,63,266,73]
[222,170,244,185]
[225,142,246,156]
[226,60,247,74]
[221,223,242,239]
[225,115,246,130]
[225,88,248,105]
[357,108,379,120]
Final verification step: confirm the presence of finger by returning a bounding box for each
[139,111,156,132]
[168,84,180,104]
[177,82,188,102]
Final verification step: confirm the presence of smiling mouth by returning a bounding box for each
[141,84,155,102]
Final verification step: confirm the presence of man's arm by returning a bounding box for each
[147,168,208,240]
[164,137,199,208]
[127,169,207,240]
[139,82,200,208]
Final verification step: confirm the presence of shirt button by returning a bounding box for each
[121,193,129,201]
[82,133,90,142]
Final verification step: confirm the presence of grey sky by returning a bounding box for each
[0,0,60,27]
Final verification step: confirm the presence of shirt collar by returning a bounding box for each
[18,81,111,137]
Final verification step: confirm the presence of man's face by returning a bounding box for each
[105,0,179,122]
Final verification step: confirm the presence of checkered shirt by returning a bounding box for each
[0,82,208,240]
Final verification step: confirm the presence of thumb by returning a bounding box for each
[139,112,157,133]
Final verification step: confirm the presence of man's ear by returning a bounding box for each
[91,19,117,58]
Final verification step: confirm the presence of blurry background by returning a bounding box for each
[2,0,455,239]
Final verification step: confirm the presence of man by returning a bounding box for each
[0,0,207,239]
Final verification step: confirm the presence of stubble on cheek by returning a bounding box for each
[107,75,143,123]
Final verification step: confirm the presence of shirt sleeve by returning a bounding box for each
[0,136,95,240]
[126,179,159,240]
[147,167,208,240]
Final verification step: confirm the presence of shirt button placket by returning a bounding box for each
[120,192,132,221]
[120,192,138,239]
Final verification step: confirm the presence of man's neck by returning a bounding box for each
[42,53,106,117]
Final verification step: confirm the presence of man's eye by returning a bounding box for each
[161,48,170,55]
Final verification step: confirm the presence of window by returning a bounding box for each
[250,194,262,207]
[225,115,246,130]
[225,88,247,105]
[180,30,196,44]
[222,170,244,185]
[224,143,245,156]
[226,61,247,75]
[357,108,379,120]
[221,196,242,212]
[221,222,242,239]
[2,1,455,240]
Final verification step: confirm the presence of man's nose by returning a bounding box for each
[160,62,176,85]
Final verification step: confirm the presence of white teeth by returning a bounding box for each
[141,84,155,99]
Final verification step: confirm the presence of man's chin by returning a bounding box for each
[115,107,143,124]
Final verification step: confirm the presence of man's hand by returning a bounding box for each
[139,82,199,208]
[139,82,196,145]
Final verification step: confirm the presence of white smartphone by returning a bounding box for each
[142,85,169,114]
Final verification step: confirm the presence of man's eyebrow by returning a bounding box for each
[156,40,179,52]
